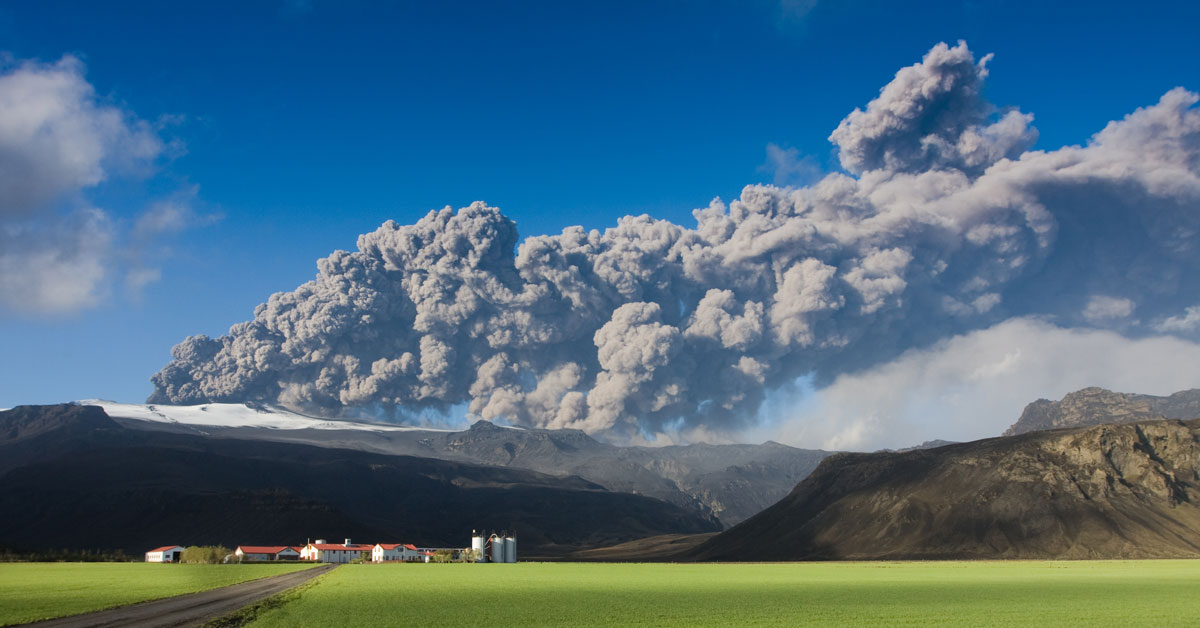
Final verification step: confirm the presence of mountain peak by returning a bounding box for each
[1004,386,1200,436]
[1,403,118,444]
[467,419,516,432]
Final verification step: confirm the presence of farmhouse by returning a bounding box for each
[150,532,515,565]
[144,545,184,563]
[371,543,427,563]
[300,539,374,563]
[235,545,301,561]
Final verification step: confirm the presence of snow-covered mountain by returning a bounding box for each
[79,399,456,433]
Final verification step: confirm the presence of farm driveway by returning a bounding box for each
[19,563,335,628]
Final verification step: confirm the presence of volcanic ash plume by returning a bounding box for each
[150,42,1200,438]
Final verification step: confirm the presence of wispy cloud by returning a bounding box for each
[1082,295,1136,323]
[125,186,222,297]
[1155,305,1200,333]
[776,0,819,23]
[0,54,210,315]
[760,143,822,187]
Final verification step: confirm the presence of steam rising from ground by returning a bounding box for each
[151,42,1200,440]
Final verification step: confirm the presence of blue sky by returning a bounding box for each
[2,1,1199,446]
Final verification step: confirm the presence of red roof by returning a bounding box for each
[376,543,403,550]
[237,546,298,554]
[404,544,418,551]
[309,543,373,551]
[148,546,182,553]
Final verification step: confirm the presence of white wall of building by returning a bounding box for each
[145,546,183,563]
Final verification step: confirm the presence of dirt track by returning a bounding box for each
[21,563,335,628]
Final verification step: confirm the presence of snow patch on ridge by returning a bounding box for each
[78,399,457,433]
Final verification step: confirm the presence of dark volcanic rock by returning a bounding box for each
[900,439,958,451]
[0,404,118,444]
[687,419,1200,561]
[1005,387,1200,436]
[0,405,720,554]
[0,404,125,476]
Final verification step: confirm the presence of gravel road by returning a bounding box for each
[20,563,336,628]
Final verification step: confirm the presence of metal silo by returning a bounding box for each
[471,532,485,562]
[490,534,505,563]
[504,536,517,563]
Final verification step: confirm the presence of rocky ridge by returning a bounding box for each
[1004,387,1200,436]
[687,418,1200,561]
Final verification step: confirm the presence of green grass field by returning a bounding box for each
[0,562,317,626]
[244,561,1200,627]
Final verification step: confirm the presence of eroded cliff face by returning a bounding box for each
[1050,421,1199,503]
[1004,387,1200,436]
[688,419,1200,561]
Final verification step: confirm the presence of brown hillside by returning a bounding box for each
[686,419,1200,561]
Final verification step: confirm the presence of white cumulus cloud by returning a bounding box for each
[0,54,210,314]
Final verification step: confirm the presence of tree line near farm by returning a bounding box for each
[431,549,481,563]
[183,546,233,563]
[0,548,135,562]
[0,545,250,563]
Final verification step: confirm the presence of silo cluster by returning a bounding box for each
[470,530,517,563]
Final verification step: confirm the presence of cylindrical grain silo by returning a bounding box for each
[504,536,517,563]
[471,533,485,562]
[490,534,505,563]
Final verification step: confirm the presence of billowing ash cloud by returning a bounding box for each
[830,43,1038,176]
[151,41,1200,438]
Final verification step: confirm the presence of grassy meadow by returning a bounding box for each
[0,562,317,626]
[244,560,1200,627]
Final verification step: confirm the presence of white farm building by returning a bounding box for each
[372,543,429,563]
[145,545,184,563]
[299,539,373,563]
[150,532,515,565]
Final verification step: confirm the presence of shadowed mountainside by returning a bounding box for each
[1004,387,1200,436]
[110,407,831,527]
[686,419,1200,561]
[0,405,719,554]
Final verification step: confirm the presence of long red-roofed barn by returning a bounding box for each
[235,545,301,561]
[299,539,373,563]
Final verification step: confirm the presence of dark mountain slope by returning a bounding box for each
[687,419,1200,561]
[0,405,719,554]
[1005,387,1200,436]
[113,410,831,527]
[0,403,117,442]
